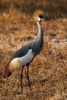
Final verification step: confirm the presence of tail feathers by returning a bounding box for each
[2,61,11,78]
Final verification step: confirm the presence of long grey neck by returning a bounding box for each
[37,21,43,38]
[37,21,43,42]
[31,20,43,54]
[33,20,43,53]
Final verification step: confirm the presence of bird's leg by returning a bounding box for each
[27,64,31,90]
[20,66,24,93]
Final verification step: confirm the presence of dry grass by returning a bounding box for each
[0,0,67,18]
[0,0,67,100]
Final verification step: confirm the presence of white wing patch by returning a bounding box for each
[19,49,34,66]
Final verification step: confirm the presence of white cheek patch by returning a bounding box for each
[38,17,40,21]
[18,49,34,66]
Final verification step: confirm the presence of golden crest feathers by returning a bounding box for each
[33,10,44,20]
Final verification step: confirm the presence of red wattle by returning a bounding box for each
[39,21,41,25]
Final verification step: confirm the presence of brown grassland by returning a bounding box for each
[0,0,67,100]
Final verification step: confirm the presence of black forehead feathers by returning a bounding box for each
[39,15,43,18]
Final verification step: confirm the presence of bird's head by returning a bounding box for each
[33,10,44,25]
[38,15,44,25]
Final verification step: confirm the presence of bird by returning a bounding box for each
[2,10,44,93]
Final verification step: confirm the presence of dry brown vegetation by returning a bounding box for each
[0,0,67,100]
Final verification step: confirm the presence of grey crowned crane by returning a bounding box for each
[2,10,44,93]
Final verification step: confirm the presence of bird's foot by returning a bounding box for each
[16,91,23,95]
[21,88,23,94]
[29,84,31,91]
[30,87,31,91]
